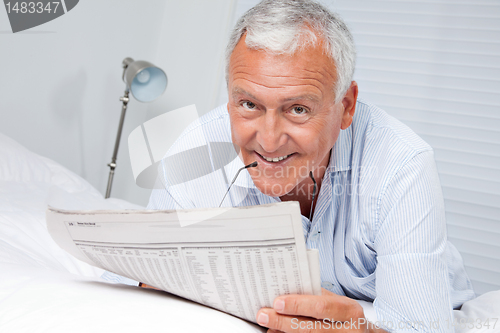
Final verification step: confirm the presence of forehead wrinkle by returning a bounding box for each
[257,73,330,89]
[232,75,328,100]
[231,83,322,104]
[232,77,323,92]
[233,66,330,81]
[232,66,334,91]
[301,67,337,83]
[231,58,334,80]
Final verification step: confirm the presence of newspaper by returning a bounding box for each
[46,201,321,323]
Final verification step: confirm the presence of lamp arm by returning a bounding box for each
[105,89,129,198]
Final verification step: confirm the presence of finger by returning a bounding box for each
[257,308,332,333]
[258,308,372,333]
[321,287,335,296]
[272,291,363,322]
[140,283,161,290]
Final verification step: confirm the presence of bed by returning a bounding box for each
[0,131,497,332]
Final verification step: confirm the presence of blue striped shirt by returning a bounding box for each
[147,100,475,332]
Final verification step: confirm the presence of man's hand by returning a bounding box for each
[256,288,388,333]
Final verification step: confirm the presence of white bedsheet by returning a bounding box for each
[0,132,498,332]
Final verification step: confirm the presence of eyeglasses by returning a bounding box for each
[219,162,318,222]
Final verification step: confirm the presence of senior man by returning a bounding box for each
[146,0,475,332]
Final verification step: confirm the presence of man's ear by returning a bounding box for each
[340,81,358,130]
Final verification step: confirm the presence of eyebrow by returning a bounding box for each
[231,87,321,104]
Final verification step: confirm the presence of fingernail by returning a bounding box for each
[257,312,269,326]
[274,299,285,312]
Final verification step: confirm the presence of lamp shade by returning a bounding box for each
[123,59,167,102]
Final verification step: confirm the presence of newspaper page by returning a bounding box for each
[46,201,321,323]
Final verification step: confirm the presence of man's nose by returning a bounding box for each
[256,111,287,153]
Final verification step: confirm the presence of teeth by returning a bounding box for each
[261,154,291,163]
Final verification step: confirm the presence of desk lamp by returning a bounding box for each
[105,57,167,198]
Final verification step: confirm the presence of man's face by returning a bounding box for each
[227,35,353,197]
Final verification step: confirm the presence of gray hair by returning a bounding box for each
[225,0,356,102]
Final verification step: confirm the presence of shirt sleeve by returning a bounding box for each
[147,187,177,210]
[147,158,185,210]
[373,150,454,333]
[100,270,140,286]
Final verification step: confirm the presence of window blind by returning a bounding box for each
[224,0,500,295]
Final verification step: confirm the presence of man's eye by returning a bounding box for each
[242,101,256,110]
[290,106,307,115]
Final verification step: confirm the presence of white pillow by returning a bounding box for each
[0,132,52,182]
[0,132,141,278]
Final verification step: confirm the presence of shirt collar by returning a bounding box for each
[327,123,353,174]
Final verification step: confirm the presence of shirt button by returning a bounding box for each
[321,281,334,291]
[309,231,321,242]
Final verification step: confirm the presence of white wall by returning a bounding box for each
[115,0,236,205]
[149,0,235,119]
[0,0,236,206]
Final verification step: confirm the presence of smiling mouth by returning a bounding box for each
[256,152,294,163]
